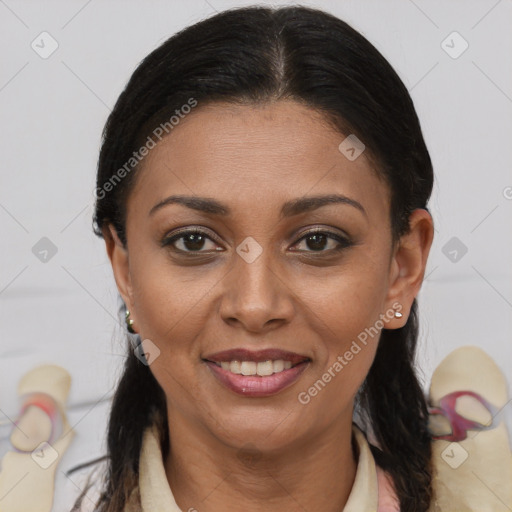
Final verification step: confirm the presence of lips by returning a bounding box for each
[203,348,310,366]
[205,359,310,397]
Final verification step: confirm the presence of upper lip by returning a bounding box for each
[203,348,310,365]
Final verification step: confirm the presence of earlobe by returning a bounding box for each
[102,224,134,313]
[384,209,434,328]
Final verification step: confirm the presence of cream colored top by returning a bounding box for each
[72,415,512,512]
[119,418,512,512]
[129,423,399,512]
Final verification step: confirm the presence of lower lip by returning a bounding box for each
[204,361,310,397]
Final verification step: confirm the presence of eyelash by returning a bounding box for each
[161,227,353,255]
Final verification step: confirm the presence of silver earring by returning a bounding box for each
[394,310,403,318]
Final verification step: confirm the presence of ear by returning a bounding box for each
[102,224,136,328]
[384,209,434,328]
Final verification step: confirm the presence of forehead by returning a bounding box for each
[127,100,390,223]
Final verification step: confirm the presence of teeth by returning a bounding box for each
[241,361,257,375]
[273,360,284,373]
[256,360,273,376]
[217,359,296,376]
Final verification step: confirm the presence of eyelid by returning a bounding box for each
[295,226,350,241]
[161,225,219,243]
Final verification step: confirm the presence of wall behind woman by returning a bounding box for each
[0,1,510,510]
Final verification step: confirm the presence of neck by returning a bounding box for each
[164,410,358,512]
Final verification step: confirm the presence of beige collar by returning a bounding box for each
[137,423,380,512]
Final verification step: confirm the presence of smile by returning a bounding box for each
[203,359,310,397]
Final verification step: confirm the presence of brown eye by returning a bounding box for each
[162,229,221,253]
[292,230,352,253]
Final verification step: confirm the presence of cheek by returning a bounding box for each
[297,251,389,395]
[311,342,377,418]
[299,291,383,414]
[128,249,213,344]
[301,251,390,337]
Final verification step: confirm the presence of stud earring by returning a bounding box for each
[394,310,403,318]
[125,309,135,333]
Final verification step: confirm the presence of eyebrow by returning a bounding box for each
[148,194,367,219]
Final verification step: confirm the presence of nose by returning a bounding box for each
[219,247,295,333]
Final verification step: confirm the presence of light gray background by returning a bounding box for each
[1,1,511,510]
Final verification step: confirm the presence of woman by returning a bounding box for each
[69,5,511,512]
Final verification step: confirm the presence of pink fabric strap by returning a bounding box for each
[376,465,400,511]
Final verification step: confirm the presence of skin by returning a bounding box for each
[103,99,434,512]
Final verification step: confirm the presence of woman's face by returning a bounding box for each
[105,99,432,452]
